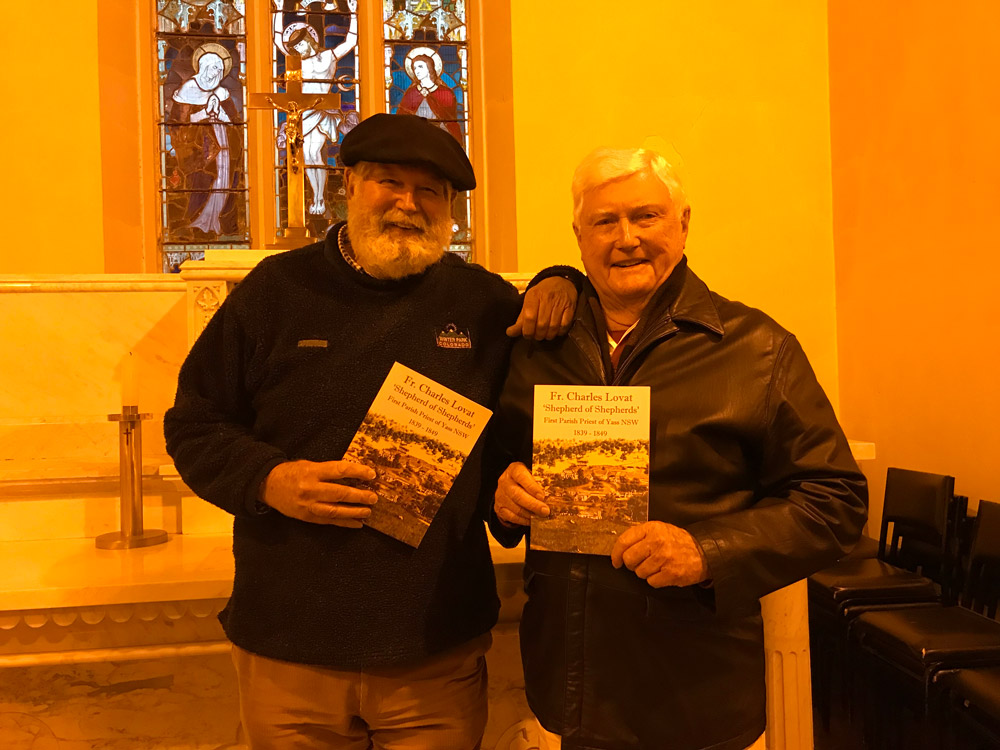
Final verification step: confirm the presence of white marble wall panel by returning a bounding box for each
[0,289,187,417]
[0,287,187,467]
[0,285,188,542]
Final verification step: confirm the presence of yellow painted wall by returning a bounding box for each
[509,1,841,401]
[0,3,105,273]
[829,2,1000,526]
[98,2,154,273]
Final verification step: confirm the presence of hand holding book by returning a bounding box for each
[261,459,378,527]
[342,363,492,547]
[494,461,551,527]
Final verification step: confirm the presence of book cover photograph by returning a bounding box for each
[343,362,492,548]
[531,385,650,555]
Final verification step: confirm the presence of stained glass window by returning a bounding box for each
[156,0,251,272]
[270,0,359,241]
[384,1,472,261]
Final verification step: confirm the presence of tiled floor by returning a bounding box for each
[0,623,536,750]
[3,636,871,750]
[0,653,244,750]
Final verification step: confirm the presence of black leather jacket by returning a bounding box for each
[490,259,867,750]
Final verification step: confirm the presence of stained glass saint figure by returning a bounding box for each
[166,41,245,242]
[397,47,461,141]
[156,0,249,271]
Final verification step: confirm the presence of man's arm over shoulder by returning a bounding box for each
[686,333,868,616]
[164,281,287,518]
[507,266,586,340]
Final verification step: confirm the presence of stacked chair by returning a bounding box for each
[808,468,961,732]
[851,499,1000,749]
[945,665,1000,749]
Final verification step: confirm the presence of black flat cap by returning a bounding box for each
[340,113,476,191]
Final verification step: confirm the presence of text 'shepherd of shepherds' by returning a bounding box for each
[342,362,491,548]
[389,372,481,441]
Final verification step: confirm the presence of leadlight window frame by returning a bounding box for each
[150,1,512,271]
[245,0,487,261]
[154,0,253,273]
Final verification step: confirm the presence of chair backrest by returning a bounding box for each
[879,467,955,578]
[961,500,1000,618]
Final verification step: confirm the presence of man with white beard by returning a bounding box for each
[165,114,579,749]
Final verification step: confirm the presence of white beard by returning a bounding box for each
[347,204,452,280]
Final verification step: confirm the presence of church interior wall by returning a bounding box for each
[828,0,1000,529]
[0,4,106,274]
[95,1,156,274]
[508,0,843,408]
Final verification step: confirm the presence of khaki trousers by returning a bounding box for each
[232,633,490,750]
[536,721,767,750]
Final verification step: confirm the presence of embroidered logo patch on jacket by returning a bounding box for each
[435,324,472,349]
[297,339,328,348]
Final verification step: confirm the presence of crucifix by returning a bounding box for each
[249,53,341,247]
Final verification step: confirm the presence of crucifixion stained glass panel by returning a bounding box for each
[270,0,360,240]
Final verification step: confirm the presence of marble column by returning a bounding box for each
[762,579,813,750]
[761,440,875,750]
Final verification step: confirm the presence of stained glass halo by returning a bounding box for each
[192,42,233,77]
[404,46,444,79]
[281,22,321,49]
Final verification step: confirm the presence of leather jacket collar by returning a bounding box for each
[637,256,725,337]
[575,257,725,384]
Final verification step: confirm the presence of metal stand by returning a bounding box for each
[95,405,169,550]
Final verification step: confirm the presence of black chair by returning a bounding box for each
[945,665,1000,750]
[810,468,958,612]
[852,500,1000,749]
[809,468,959,732]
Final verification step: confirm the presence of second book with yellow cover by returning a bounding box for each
[531,384,650,555]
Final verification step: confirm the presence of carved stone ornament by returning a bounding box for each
[194,284,223,315]
[0,599,228,659]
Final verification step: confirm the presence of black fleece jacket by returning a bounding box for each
[165,224,528,668]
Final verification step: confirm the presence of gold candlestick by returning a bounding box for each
[95,406,169,550]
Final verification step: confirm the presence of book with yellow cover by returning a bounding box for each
[531,384,650,555]
[343,362,492,547]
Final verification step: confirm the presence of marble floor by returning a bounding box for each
[0,653,243,750]
[0,623,539,750]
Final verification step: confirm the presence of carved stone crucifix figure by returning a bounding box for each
[249,55,342,244]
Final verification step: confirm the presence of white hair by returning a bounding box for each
[196,52,223,75]
[571,148,688,227]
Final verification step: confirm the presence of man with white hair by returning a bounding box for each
[490,147,868,750]
[165,114,580,749]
